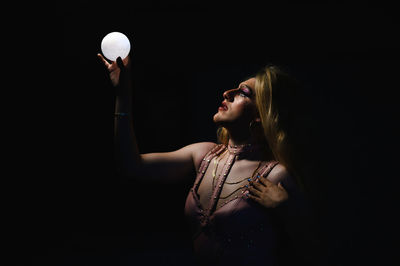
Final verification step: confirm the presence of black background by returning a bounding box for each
[19,1,399,265]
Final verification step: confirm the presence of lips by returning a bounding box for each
[219,101,228,111]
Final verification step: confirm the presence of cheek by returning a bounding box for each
[234,99,254,112]
[231,102,256,119]
[232,102,246,111]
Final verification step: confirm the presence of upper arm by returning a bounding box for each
[138,142,217,183]
[268,163,307,211]
[267,164,297,192]
[269,164,323,264]
[270,166,325,266]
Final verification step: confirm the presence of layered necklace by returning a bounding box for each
[211,142,263,200]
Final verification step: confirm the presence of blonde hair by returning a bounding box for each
[217,65,305,191]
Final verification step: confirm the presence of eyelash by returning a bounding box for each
[238,89,250,97]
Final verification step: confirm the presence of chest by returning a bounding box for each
[196,158,263,210]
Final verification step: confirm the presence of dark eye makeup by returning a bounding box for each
[239,85,253,96]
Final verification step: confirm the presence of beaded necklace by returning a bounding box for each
[219,161,262,199]
[210,142,263,204]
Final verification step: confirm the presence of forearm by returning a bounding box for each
[113,80,142,177]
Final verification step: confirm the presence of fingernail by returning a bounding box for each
[245,185,248,188]
[247,178,251,182]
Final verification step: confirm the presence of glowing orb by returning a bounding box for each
[101,32,131,61]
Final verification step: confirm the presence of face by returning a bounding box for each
[213,78,259,128]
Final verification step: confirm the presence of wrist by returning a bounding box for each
[114,112,130,118]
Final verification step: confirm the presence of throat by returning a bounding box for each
[227,139,266,161]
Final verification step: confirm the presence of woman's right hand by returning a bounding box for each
[97,53,130,87]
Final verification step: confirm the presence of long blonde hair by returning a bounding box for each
[217,64,306,191]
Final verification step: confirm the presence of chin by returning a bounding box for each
[213,113,223,125]
[213,114,228,128]
[213,113,219,123]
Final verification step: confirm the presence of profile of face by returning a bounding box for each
[213,78,260,129]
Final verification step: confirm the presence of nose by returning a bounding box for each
[223,88,238,101]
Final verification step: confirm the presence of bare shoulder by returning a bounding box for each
[188,141,218,154]
[188,142,218,171]
[267,163,292,184]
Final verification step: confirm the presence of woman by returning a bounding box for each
[97,54,326,266]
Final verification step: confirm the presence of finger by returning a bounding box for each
[247,186,261,197]
[97,53,111,67]
[250,181,264,191]
[247,194,261,203]
[122,55,130,67]
[258,176,274,186]
[116,56,125,70]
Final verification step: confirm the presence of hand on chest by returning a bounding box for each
[197,157,264,209]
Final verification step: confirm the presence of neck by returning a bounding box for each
[226,131,272,161]
[227,129,254,146]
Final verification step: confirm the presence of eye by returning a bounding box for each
[239,91,248,97]
[238,87,251,97]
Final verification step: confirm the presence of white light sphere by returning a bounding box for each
[101,32,131,61]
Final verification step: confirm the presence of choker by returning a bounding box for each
[226,141,260,156]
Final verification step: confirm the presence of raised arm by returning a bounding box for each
[97,53,216,183]
[139,142,217,183]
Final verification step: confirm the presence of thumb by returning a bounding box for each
[278,182,285,190]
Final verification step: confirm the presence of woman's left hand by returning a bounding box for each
[247,176,289,208]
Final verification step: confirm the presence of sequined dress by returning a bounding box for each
[184,143,289,266]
